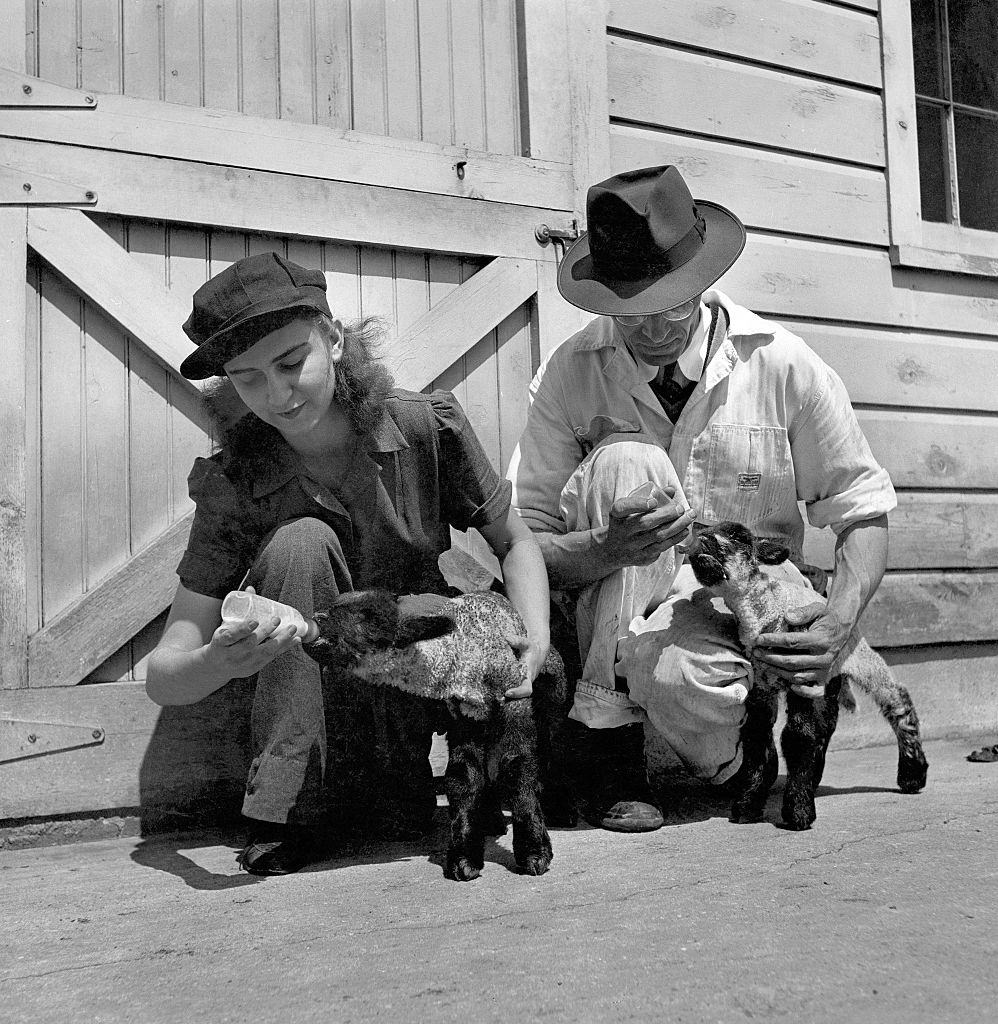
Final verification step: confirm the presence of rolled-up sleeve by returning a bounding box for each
[790,363,896,532]
[176,457,261,598]
[508,358,584,534]
[431,391,511,530]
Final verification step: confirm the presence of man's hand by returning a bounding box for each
[206,614,301,678]
[753,602,853,697]
[504,634,549,701]
[603,484,697,568]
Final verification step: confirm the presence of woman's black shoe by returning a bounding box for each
[238,822,315,876]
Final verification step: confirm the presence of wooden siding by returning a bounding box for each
[607,0,998,655]
[23,0,522,154]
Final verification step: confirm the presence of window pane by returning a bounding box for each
[912,0,944,98]
[954,110,998,230]
[948,0,998,110]
[916,102,949,222]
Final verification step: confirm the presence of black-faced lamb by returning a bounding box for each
[688,522,928,830]
[304,589,571,881]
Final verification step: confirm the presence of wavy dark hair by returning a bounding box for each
[200,313,395,482]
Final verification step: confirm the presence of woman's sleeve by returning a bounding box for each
[176,457,261,598]
[429,391,512,531]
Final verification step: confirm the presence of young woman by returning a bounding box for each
[147,252,550,875]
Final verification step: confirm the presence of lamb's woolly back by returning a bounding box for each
[309,591,530,718]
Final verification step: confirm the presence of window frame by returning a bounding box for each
[884,0,998,275]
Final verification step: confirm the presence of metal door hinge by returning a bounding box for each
[0,718,105,764]
[1,68,98,108]
[0,164,97,206]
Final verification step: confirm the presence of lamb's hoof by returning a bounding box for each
[898,755,928,794]
[518,853,551,877]
[781,792,816,831]
[781,808,815,831]
[729,801,764,824]
[445,855,482,882]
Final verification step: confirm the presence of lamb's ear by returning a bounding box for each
[395,593,458,645]
[756,539,791,565]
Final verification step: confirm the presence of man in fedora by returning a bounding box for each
[507,165,895,831]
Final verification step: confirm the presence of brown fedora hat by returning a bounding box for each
[558,165,746,316]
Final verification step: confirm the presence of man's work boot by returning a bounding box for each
[578,722,665,833]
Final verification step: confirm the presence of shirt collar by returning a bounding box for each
[249,399,410,498]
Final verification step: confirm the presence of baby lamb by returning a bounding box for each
[304,590,570,881]
[688,522,928,830]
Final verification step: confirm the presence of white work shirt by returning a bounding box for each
[508,290,896,559]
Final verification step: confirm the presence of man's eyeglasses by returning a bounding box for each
[612,297,700,326]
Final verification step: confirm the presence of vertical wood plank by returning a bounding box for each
[567,0,610,218]
[881,0,924,253]
[450,0,487,150]
[417,0,454,146]
[393,250,430,336]
[239,0,279,118]
[481,0,520,155]
[82,301,130,590]
[79,0,122,93]
[462,329,502,471]
[0,209,28,688]
[359,247,397,329]
[534,258,592,363]
[22,0,37,75]
[24,256,41,640]
[121,0,163,101]
[427,255,466,397]
[518,0,571,160]
[277,0,316,123]
[163,0,203,107]
[312,0,352,128]
[35,0,79,88]
[384,0,421,140]
[495,303,532,472]
[166,227,210,518]
[38,268,85,623]
[350,0,388,134]
[323,242,362,324]
[202,0,240,111]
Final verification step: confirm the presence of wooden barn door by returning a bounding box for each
[0,0,609,821]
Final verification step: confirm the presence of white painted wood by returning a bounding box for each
[0,90,572,211]
[608,36,885,167]
[568,0,612,218]
[387,258,538,392]
[785,320,998,413]
[520,0,572,162]
[534,258,595,363]
[719,234,998,337]
[863,571,998,647]
[26,208,200,390]
[9,140,567,263]
[0,208,27,689]
[28,515,192,688]
[803,492,998,571]
[607,0,882,89]
[880,0,923,255]
[858,410,998,491]
[610,125,889,245]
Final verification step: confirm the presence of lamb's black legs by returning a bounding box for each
[780,677,841,831]
[730,689,779,823]
[443,735,487,881]
[505,751,553,876]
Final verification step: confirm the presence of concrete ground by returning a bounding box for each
[2,737,996,1024]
